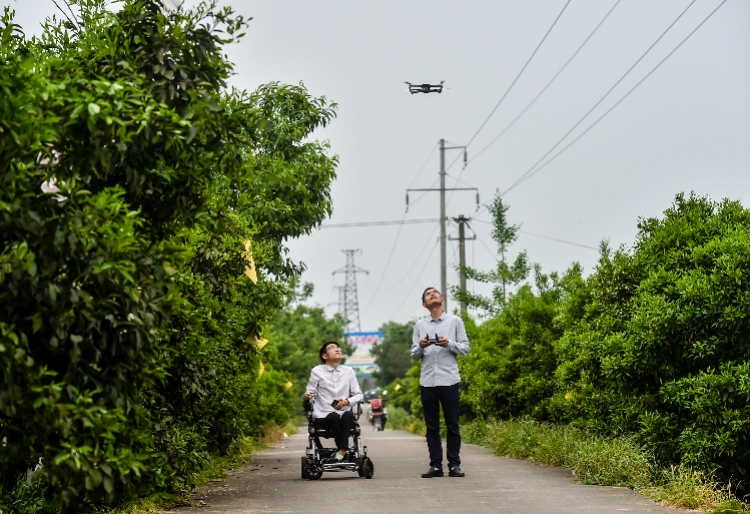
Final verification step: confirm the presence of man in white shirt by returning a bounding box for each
[302,341,364,462]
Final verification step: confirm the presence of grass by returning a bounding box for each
[459,418,747,513]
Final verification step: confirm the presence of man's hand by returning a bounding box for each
[436,336,449,348]
[419,335,431,348]
[333,399,350,410]
[302,392,314,401]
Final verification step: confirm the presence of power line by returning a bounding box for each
[474,232,500,263]
[506,0,728,194]
[469,0,623,165]
[520,230,599,250]
[408,143,438,189]
[383,223,440,293]
[360,145,439,313]
[390,238,440,318]
[503,0,699,194]
[465,0,572,149]
[472,219,599,250]
[321,218,439,229]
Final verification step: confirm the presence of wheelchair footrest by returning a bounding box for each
[322,462,359,472]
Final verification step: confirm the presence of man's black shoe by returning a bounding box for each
[421,467,444,478]
[448,466,465,477]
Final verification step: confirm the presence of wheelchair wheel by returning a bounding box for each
[359,457,374,479]
[301,457,309,479]
[307,462,323,480]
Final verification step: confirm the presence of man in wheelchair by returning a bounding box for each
[302,341,363,462]
[301,341,373,479]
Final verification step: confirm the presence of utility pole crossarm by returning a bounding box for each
[406,187,478,192]
[404,139,471,314]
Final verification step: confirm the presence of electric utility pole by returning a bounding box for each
[332,250,368,333]
[449,215,476,316]
[406,139,476,313]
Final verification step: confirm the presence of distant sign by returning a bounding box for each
[345,331,382,377]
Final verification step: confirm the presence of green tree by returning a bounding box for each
[452,192,529,316]
[0,1,339,509]
[460,264,582,420]
[554,193,750,491]
[371,321,413,386]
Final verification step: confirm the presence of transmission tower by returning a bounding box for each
[332,250,368,333]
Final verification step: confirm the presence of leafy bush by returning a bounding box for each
[459,265,582,420]
[555,194,750,489]
[371,321,413,386]
[1,0,339,510]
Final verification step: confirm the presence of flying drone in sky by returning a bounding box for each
[404,81,445,94]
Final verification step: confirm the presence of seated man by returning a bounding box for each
[302,341,363,463]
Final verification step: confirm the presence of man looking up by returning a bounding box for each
[411,287,470,478]
[302,341,363,462]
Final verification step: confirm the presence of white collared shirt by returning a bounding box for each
[410,312,471,387]
[305,364,364,419]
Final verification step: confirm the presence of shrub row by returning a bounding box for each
[0,1,340,510]
[457,194,750,496]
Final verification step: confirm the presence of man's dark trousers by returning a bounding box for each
[421,383,460,470]
[315,411,355,450]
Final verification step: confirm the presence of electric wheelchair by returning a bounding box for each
[301,398,374,480]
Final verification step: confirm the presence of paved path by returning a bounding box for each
[171,425,692,514]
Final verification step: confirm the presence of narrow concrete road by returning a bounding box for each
[171,425,692,514]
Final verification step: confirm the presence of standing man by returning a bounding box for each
[303,341,363,463]
[411,287,470,478]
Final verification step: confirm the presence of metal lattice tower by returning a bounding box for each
[332,250,368,333]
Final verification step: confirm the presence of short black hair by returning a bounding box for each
[319,341,340,363]
[422,287,441,303]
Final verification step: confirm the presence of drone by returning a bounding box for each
[405,81,445,94]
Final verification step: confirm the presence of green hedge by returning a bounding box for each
[393,193,750,497]
[0,1,339,510]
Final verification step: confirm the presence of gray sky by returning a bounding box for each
[8,0,750,331]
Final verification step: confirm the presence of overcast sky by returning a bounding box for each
[8,0,750,331]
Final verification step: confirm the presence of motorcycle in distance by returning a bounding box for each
[368,397,388,431]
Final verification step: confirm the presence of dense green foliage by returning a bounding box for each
[265,285,348,399]
[0,1,339,510]
[460,265,582,421]
[371,321,413,386]
[393,193,750,494]
[554,193,750,489]
[461,195,750,490]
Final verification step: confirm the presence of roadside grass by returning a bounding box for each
[461,419,746,513]
[390,412,745,513]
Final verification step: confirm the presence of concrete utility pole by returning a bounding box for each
[439,139,446,312]
[332,250,368,333]
[407,140,475,314]
[449,215,476,316]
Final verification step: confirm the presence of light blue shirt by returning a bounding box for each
[410,313,470,387]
